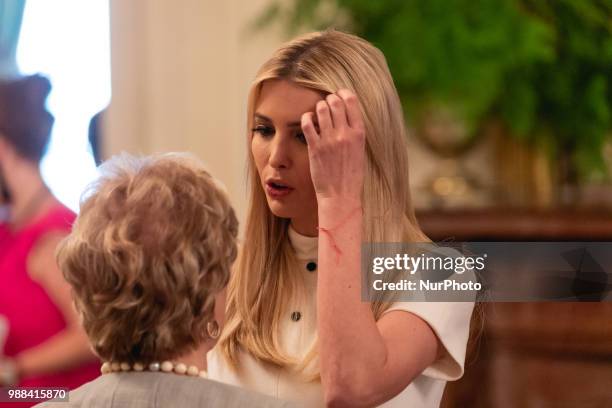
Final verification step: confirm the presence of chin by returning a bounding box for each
[267,199,295,219]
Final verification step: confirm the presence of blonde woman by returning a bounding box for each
[36,154,294,408]
[207,30,474,407]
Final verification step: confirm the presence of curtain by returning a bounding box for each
[0,0,26,78]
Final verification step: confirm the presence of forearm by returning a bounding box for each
[15,326,95,379]
[317,199,389,406]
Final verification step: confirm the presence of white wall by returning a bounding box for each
[106,0,288,228]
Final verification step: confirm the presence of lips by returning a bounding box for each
[265,179,294,198]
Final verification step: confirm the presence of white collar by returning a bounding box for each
[288,225,318,260]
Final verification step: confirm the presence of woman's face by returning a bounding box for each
[251,79,322,236]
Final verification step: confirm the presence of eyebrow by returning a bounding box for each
[254,113,302,127]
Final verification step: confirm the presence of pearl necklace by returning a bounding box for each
[101,361,207,378]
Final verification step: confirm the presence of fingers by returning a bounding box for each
[316,100,333,134]
[337,89,364,131]
[301,112,319,146]
[312,90,364,140]
[326,94,347,129]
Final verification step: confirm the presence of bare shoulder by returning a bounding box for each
[27,230,68,282]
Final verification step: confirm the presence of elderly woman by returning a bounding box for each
[36,154,294,408]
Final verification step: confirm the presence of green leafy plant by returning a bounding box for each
[258,0,612,180]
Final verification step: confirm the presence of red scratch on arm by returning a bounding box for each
[317,206,362,265]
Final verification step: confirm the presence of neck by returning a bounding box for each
[3,158,43,202]
[2,160,50,227]
[291,212,319,237]
[12,175,47,217]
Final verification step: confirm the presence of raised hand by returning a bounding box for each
[300,89,366,205]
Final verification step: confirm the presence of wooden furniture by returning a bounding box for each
[418,208,612,241]
[417,208,612,407]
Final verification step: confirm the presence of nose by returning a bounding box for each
[268,132,292,169]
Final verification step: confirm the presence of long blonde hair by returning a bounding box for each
[219,29,429,374]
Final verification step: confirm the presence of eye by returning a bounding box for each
[252,125,274,138]
[295,131,307,145]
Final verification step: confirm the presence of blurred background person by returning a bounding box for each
[88,108,106,167]
[36,153,294,408]
[0,75,98,399]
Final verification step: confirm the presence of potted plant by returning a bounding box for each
[257,0,612,205]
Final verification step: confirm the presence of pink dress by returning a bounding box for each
[0,205,99,405]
